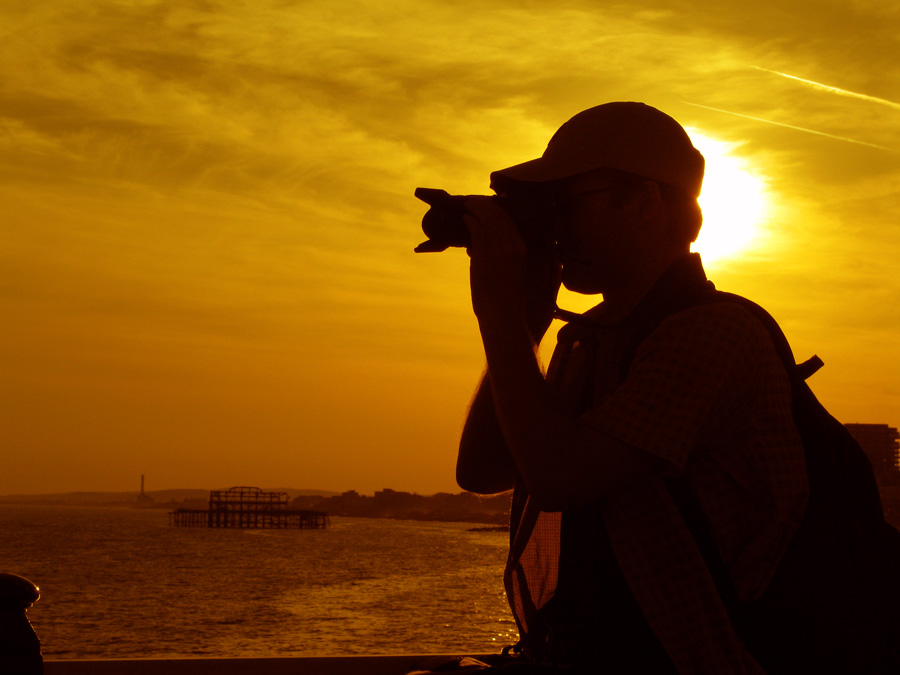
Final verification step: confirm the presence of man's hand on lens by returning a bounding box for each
[464,196,560,341]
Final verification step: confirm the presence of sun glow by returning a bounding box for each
[688,131,770,264]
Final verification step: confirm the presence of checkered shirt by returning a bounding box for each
[506,301,808,674]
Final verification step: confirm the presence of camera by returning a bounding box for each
[413,187,556,253]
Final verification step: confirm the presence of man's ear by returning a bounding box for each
[636,180,665,219]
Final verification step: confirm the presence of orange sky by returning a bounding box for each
[1,0,898,496]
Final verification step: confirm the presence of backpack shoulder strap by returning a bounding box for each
[699,290,824,384]
[621,284,823,386]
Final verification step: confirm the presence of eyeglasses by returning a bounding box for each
[552,185,615,218]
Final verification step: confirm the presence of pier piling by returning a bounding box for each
[169,486,328,529]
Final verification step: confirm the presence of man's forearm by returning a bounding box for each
[478,313,666,511]
[478,314,573,503]
[456,306,556,496]
[457,373,517,494]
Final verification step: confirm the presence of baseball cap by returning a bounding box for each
[491,102,705,198]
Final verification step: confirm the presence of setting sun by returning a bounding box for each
[689,131,770,264]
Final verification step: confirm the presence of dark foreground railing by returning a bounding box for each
[45,654,481,674]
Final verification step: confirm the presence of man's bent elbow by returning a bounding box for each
[456,463,515,495]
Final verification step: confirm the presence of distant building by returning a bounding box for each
[136,474,155,507]
[845,423,900,486]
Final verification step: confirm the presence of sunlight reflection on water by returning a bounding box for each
[1,505,517,659]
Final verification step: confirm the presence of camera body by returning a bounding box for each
[414,187,555,253]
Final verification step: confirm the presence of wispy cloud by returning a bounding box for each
[683,101,898,153]
[753,66,900,111]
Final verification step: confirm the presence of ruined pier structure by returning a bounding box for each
[169,486,328,529]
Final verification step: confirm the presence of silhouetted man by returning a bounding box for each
[457,103,807,673]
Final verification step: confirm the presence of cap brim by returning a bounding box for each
[490,155,606,188]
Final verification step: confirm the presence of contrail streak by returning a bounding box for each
[753,66,900,111]
[683,102,897,153]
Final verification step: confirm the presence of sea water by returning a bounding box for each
[0,505,517,659]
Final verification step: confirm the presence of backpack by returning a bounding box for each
[620,263,900,673]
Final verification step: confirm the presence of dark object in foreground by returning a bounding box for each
[0,573,43,675]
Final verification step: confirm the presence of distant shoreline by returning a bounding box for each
[0,487,338,504]
[7,487,895,530]
[0,487,512,526]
